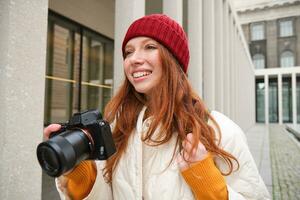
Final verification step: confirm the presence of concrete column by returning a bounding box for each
[231,24,238,121]
[187,0,203,98]
[266,20,278,68]
[163,0,183,25]
[114,0,145,93]
[0,0,48,199]
[223,2,230,116]
[278,73,282,124]
[233,28,238,121]
[203,0,215,110]
[292,73,297,124]
[265,74,269,124]
[215,0,224,112]
[228,13,234,118]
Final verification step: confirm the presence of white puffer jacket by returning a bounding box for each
[56,107,270,200]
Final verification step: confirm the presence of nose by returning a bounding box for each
[128,50,145,66]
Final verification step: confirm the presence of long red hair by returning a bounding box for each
[103,43,238,182]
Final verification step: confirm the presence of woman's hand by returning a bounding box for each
[43,124,61,139]
[176,133,208,171]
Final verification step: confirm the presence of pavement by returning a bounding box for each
[245,124,300,200]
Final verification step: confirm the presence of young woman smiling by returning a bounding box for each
[45,14,270,200]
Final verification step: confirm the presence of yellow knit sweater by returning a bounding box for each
[65,155,228,200]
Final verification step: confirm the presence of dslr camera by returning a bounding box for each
[36,110,116,177]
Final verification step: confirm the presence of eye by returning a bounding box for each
[145,44,157,50]
[124,49,133,58]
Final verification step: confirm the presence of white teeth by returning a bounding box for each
[132,71,151,78]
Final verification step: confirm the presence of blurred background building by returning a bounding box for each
[235,0,300,125]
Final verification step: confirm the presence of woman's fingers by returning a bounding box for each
[44,124,61,139]
[181,133,208,163]
[194,142,208,161]
[176,153,189,171]
[186,133,195,144]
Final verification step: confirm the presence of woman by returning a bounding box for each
[45,14,270,200]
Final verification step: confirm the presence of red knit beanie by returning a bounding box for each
[122,14,190,73]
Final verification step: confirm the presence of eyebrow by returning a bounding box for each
[125,38,157,49]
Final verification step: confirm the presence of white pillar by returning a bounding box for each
[187,0,203,97]
[215,0,224,112]
[264,75,269,124]
[278,73,282,124]
[203,0,215,110]
[231,23,237,121]
[0,0,48,199]
[228,13,234,118]
[223,2,230,116]
[113,0,145,93]
[163,0,183,25]
[292,73,297,124]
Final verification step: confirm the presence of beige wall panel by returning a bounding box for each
[49,0,115,38]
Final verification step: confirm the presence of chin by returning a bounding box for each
[134,88,149,94]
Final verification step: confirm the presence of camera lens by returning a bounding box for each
[37,129,92,177]
[40,146,59,173]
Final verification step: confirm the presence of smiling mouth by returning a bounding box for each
[132,71,152,78]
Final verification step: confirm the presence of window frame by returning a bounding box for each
[250,22,265,41]
[278,18,294,38]
[252,53,265,69]
[45,10,114,125]
[280,50,295,68]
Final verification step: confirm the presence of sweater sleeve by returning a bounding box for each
[181,154,228,200]
[64,161,97,200]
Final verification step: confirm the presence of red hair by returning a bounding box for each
[103,44,238,182]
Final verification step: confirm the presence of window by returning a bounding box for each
[44,12,114,124]
[251,23,265,41]
[256,79,265,123]
[269,78,278,123]
[282,77,292,123]
[297,75,300,123]
[280,51,294,68]
[253,54,265,69]
[279,19,293,37]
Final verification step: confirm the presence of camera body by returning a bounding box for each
[59,110,116,160]
[37,110,116,177]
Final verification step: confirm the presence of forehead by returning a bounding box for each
[125,37,158,48]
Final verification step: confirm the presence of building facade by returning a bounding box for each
[0,0,254,199]
[236,0,300,124]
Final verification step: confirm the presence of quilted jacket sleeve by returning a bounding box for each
[210,111,271,200]
[55,161,113,200]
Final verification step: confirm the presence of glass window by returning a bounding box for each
[253,54,265,69]
[282,77,292,123]
[44,12,113,125]
[297,75,300,123]
[280,51,294,68]
[251,23,265,41]
[146,0,162,15]
[269,78,278,123]
[256,79,265,123]
[279,20,293,37]
[81,32,114,112]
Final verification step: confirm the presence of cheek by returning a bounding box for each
[155,63,163,80]
[123,63,131,79]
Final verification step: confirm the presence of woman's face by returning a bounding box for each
[123,37,163,96]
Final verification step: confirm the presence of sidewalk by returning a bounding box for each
[245,124,273,195]
[245,124,300,200]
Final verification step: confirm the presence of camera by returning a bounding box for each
[36,110,116,177]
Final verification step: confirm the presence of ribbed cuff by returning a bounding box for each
[181,154,228,199]
[65,161,97,200]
